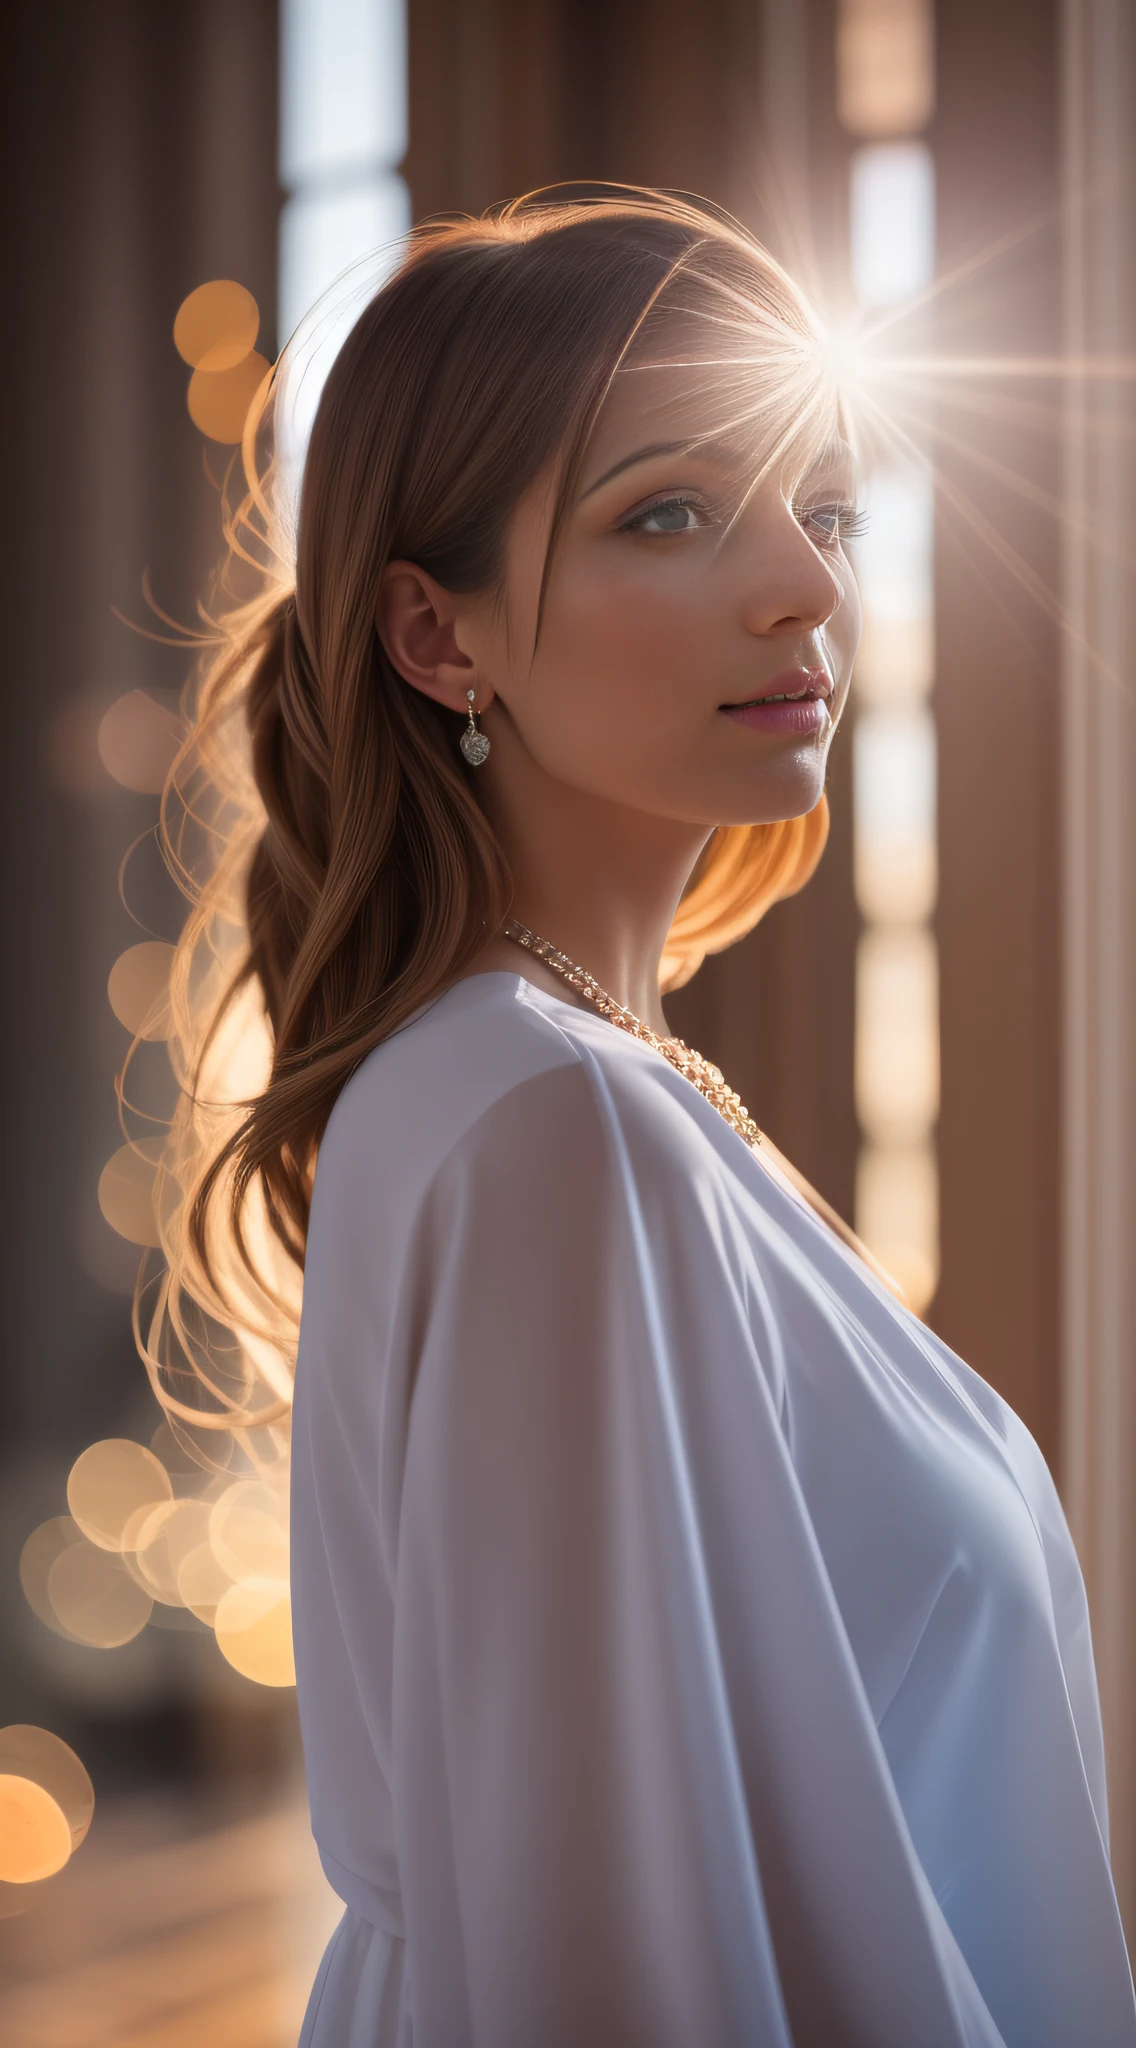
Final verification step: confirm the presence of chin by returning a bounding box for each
[747,751,830,823]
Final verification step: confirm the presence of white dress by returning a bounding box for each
[290,971,1136,2047]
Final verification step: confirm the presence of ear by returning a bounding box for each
[377,561,492,713]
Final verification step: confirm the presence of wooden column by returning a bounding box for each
[931,0,1063,1469]
[1060,0,1136,1938]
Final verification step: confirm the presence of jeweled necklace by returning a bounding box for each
[499,916,765,1149]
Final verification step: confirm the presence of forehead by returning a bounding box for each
[578,357,848,496]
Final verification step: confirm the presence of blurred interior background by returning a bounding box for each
[1,1,1133,2040]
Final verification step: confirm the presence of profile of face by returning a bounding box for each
[381,351,862,839]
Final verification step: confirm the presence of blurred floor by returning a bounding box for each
[0,1790,341,2048]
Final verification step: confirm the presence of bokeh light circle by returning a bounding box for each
[19,1517,88,1640]
[209,1479,289,1582]
[214,1578,295,1686]
[107,941,175,1041]
[67,1438,172,1551]
[177,1542,234,1625]
[0,1727,94,1851]
[173,280,259,371]
[0,1777,72,1884]
[96,690,184,794]
[46,1543,152,1647]
[97,1138,164,1247]
[187,350,271,444]
[133,1498,212,1604]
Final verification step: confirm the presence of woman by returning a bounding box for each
[170,189,1134,2045]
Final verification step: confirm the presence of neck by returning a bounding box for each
[475,758,710,1035]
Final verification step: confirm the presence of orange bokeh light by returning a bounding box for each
[188,350,271,444]
[173,279,260,371]
[0,1776,72,1884]
[214,1578,296,1687]
[0,1728,94,1856]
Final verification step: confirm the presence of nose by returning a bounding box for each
[739,496,845,638]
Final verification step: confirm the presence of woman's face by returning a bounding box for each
[464,360,862,829]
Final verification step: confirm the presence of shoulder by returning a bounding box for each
[309,971,727,1256]
[298,974,739,1405]
[316,973,586,1204]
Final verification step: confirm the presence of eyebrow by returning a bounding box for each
[579,440,710,500]
[580,432,858,503]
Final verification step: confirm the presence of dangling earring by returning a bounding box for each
[459,688,490,766]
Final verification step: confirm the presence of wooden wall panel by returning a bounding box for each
[932,0,1062,1469]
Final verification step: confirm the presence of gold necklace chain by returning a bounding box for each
[499,916,765,1149]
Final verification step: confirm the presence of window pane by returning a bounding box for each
[855,925,940,1141]
[854,707,937,922]
[850,141,935,305]
[280,0,407,187]
[856,1141,939,1311]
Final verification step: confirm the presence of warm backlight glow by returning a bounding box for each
[173,279,260,371]
[187,350,271,444]
[66,1439,173,1552]
[0,1776,73,1884]
[97,690,184,794]
[108,941,175,1041]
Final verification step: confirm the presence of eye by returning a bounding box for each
[796,499,869,545]
[621,494,706,535]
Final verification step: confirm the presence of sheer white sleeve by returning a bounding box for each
[382,1060,1005,2048]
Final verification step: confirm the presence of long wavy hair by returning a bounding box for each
[140,186,838,1440]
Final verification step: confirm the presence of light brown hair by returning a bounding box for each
[145,186,834,1430]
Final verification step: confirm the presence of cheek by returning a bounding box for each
[540,557,710,712]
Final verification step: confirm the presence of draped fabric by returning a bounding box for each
[291,973,1135,2047]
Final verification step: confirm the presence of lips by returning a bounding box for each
[720,667,831,710]
[719,667,833,738]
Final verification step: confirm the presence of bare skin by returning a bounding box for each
[378,363,901,1293]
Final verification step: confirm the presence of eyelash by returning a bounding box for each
[619,493,707,534]
[796,501,870,544]
[618,492,870,542]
